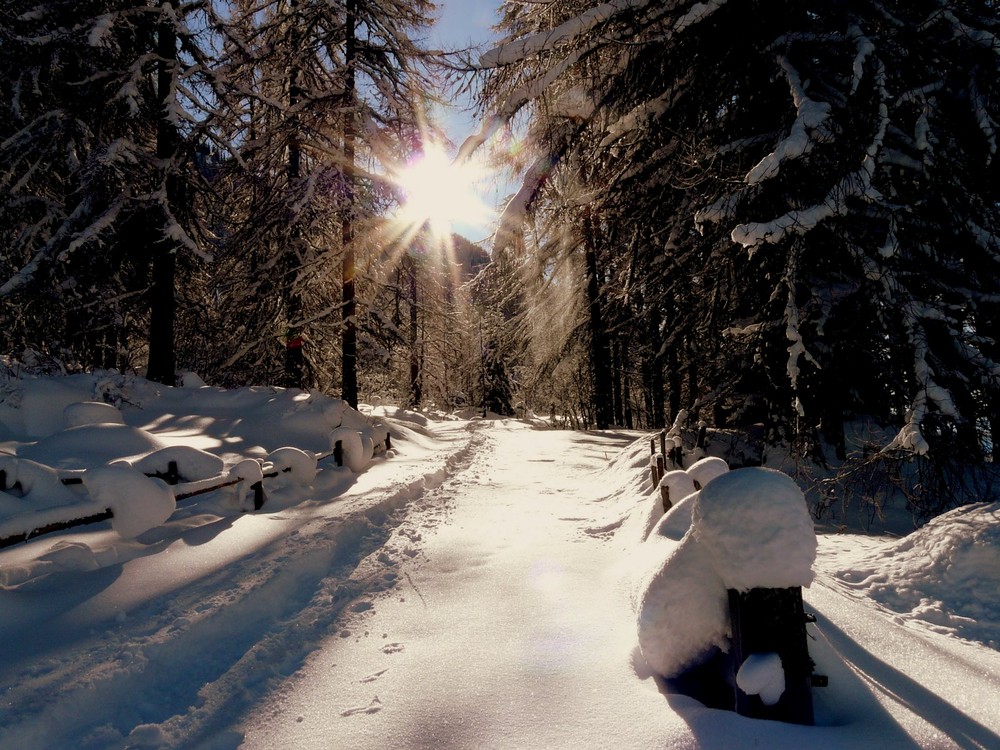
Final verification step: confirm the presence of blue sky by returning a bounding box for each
[428,0,500,147]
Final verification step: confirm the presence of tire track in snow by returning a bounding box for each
[0,423,490,750]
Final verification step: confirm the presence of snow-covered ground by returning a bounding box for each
[1,372,998,749]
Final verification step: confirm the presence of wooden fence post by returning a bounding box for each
[669,441,683,468]
[660,481,672,513]
[727,586,817,725]
[654,453,665,483]
[251,481,266,511]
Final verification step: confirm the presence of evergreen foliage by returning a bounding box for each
[471,1,1000,478]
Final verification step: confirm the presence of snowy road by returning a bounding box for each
[2,418,999,749]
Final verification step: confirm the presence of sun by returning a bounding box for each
[394,143,495,240]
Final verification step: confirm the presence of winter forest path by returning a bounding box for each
[4,420,999,749]
[240,422,685,750]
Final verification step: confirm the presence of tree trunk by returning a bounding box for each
[340,0,358,408]
[408,257,421,407]
[611,336,624,427]
[583,210,613,429]
[284,14,305,389]
[146,8,178,386]
[647,303,666,429]
[619,337,634,429]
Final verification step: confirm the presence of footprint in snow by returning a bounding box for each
[340,697,383,717]
[361,669,389,683]
[381,642,405,654]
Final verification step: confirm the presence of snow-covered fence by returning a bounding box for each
[0,423,392,550]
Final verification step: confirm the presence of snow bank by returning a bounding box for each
[694,467,817,591]
[18,423,167,470]
[1,373,392,545]
[0,376,97,439]
[82,465,175,539]
[63,401,124,428]
[836,501,1000,648]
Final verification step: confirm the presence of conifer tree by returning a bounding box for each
[471,0,1000,477]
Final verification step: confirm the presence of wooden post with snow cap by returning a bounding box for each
[693,467,821,725]
[669,437,683,469]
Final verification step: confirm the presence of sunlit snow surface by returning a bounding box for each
[0,372,998,749]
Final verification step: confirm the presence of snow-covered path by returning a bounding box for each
[241,423,684,749]
[2,414,999,750]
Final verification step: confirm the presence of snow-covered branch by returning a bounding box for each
[478,0,652,69]
[744,56,831,185]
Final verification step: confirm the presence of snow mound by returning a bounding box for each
[18,424,167,470]
[63,401,125,428]
[649,492,699,543]
[82,465,176,539]
[0,457,88,530]
[266,447,318,484]
[0,376,96,439]
[836,501,1000,648]
[640,470,696,540]
[124,446,225,482]
[636,467,818,678]
[694,467,817,591]
[330,426,367,473]
[686,455,729,489]
[636,533,731,677]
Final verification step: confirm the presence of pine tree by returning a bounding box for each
[471,0,1000,479]
[209,0,435,398]
[0,0,227,381]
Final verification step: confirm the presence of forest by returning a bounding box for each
[2,1,999,519]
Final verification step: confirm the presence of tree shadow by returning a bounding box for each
[812,611,1000,750]
[0,561,124,672]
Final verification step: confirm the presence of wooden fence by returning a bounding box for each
[0,431,391,551]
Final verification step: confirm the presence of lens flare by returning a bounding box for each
[394,143,495,242]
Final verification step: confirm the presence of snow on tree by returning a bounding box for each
[0,0,229,380]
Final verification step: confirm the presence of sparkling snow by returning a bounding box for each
[0,373,998,750]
